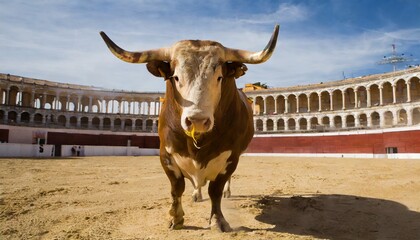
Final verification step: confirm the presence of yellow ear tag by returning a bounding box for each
[184,127,200,149]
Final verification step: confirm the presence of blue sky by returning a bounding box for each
[1,0,419,92]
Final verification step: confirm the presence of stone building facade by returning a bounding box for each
[245,67,420,133]
[0,73,162,132]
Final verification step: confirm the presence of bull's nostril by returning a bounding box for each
[204,119,211,128]
[185,118,192,127]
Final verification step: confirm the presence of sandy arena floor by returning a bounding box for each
[1,156,420,239]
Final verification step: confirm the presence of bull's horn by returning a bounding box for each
[99,31,170,63]
[225,24,279,64]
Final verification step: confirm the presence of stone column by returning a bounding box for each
[285,98,289,113]
[66,95,70,111]
[342,91,346,110]
[77,96,82,112]
[88,96,93,113]
[392,84,396,104]
[274,97,278,114]
[30,91,35,108]
[407,109,413,125]
[307,96,311,112]
[318,94,322,112]
[367,88,371,107]
[42,92,47,109]
[263,97,267,114]
[355,115,360,127]
[329,92,333,111]
[354,90,358,108]
[263,119,267,132]
[296,95,300,113]
[407,80,411,102]
[379,86,383,106]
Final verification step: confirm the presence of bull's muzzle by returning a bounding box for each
[185,116,212,133]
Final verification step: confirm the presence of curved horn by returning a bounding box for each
[99,31,170,63]
[224,24,279,64]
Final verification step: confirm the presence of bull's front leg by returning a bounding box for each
[208,174,233,232]
[161,156,185,230]
[169,176,185,230]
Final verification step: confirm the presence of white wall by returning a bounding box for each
[0,143,54,157]
[0,143,159,157]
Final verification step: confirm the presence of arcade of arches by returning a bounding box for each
[1,74,161,132]
[247,68,420,132]
[1,67,420,134]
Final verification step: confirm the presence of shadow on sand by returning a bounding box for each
[247,194,420,240]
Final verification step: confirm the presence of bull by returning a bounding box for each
[100,25,279,232]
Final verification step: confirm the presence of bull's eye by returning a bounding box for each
[217,76,223,82]
[172,76,179,82]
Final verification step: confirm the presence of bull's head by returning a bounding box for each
[100,25,279,135]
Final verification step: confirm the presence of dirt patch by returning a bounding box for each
[1,156,419,239]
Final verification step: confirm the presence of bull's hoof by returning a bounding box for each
[210,217,232,232]
[169,218,184,230]
[192,190,203,202]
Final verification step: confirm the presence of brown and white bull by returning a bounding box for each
[100,25,279,232]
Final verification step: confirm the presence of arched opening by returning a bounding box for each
[58,115,66,127]
[92,117,100,129]
[277,119,285,131]
[125,119,133,130]
[344,88,355,109]
[146,119,153,131]
[298,94,308,113]
[322,116,330,127]
[114,118,122,130]
[135,119,143,130]
[332,90,342,111]
[346,115,355,128]
[371,112,380,127]
[70,116,77,127]
[410,77,420,101]
[298,118,307,130]
[255,97,264,115]
[276,95,285,114]
[266,96,275,115]
[356,86,367,108]
[413,108,420,125]
[370,84,380,106]
[80,117,89,128]
[320,91,330,111]
[34,113,43,125]
[256,119,263,131]
[397,109,407,125]
[310,117,318,130]
[309,92,319,112]
[103,118,111,130]
[288,118,296,130]
[359,114,367,127]
[266,119,274,131]
[395,79,407,103]
[383,111,393,127]
[20,112,30,123]
[333,116,342,129]
[287,95,297,113]
[382,82,393,105]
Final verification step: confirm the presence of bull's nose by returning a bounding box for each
[185,116,211,132]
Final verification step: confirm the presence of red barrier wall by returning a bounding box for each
[47,132,160,149]
[247,130,420,154]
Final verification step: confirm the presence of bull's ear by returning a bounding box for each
[146,61,172,79]
[224,62,248,79]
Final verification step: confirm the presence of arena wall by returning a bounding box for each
[246,126,420,159]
